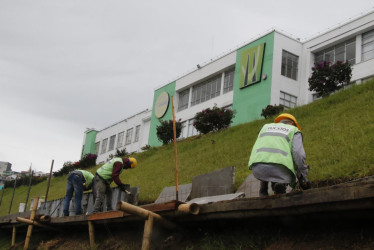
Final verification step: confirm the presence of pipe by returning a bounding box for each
[116,201,176,229]
[44,160,54,203]
[39,215,51,222]
[141,215,153,250]
[24,197,39,250]
[177,203,200,215]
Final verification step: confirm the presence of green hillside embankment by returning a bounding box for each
[1,80,373,217]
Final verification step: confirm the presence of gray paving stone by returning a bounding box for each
[237,174,293,198]
[188,192,245,205]
[190,166,235,199]
[155,183,192,204]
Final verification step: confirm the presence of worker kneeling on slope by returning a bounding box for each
[248,113,311,196]
[63,169,94,216]
[92,157,137,213]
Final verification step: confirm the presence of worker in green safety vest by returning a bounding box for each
[248,113,311,196]
[63,169,94,216]
[92,157,137,213]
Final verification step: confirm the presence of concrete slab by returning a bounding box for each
[188,192,245,205]
[190,166,235,199]
[236,174,292,198]
[155,183,192,204]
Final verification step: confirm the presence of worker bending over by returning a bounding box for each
[248,113,311,196]
[63,169,94,216]
[92,157,137,213]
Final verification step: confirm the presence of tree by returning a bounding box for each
[308,60,352,98]
[193,106,235,134]
[156,119,182,145]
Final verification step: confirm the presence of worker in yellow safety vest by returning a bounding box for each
[92,157,137,213]
[248,113,310,196]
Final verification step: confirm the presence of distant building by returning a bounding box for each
[0,161,12,176]
[82,10,374,163]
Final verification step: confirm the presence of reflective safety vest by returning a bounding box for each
[77,169,94,188]
[248,123,300,176]
[96,158,123,184]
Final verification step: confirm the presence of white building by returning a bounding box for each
[82,10,374,161]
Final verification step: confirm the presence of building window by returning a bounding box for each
[117,132,124,148]
[362,29,374,62]
[178,89,190,111]
[314,38,356,65]
[191,75,221,107]
[100,138,108,154]
[95,142,100,155]
[280,91,297,109]
[223,68,235,93]
[134,125,140,142]
[281,50,299,80]
[178,121,187,139]
[108,135,116,151]
[187,119,199,137]
[125,128,133,145]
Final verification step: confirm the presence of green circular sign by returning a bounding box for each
[155,92,169,118]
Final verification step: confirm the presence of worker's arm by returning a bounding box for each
[292,133,309,178]
[112,162,124,186]
[292,133,311,189]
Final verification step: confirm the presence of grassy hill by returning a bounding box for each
[1,79,373,217]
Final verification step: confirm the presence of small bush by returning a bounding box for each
[115,148,129,157]
[156,119,182,145]
[308,60,352,98]
[193,106,235,134]
[261,104,284,119]
[53,154,97,177]
[141,145,152,151]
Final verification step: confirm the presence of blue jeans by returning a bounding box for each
[63,172,84,216]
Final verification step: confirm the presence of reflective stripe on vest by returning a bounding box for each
[248,123,300,176]
[96,158,123,184]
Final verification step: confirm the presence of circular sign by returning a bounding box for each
[154,92,169,118]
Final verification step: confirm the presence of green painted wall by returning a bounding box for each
[148,82,176,147]
[232,32,274,125]
[81,130,97,158]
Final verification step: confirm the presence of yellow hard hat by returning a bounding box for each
[274,113,301,131]
[129,157,137,168]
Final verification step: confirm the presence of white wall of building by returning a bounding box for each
[271,31,304,106]
[302,11,374,103]
[95,109,152,164]
[174,51,237,138]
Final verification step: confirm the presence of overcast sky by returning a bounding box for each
[1,1,373,173]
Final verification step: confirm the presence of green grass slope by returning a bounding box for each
[1,80,373,217]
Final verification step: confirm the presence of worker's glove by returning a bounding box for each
[298,176,311,190]
[119,184,131,193]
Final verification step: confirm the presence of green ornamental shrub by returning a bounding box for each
[261,104,284,119]
[156,119,182,145]
[308,60,352,98]
[193,106,235,134]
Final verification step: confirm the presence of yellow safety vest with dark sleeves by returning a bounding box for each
[96,158,123,184]
[248,123,300,176]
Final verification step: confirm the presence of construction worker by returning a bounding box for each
[63,169,94,216]
[248,113,311,196]
[92,157,137,213]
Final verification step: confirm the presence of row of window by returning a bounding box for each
[314,38,356,65]
[178,68,235,112]
[95,125,141,155]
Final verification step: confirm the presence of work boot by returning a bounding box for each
[259,181,269,197]
[272,183,287,194]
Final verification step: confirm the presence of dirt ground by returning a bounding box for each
[6,216,374,250]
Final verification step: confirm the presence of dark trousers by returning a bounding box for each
[92,174,113,213]
[63,172,84,216]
